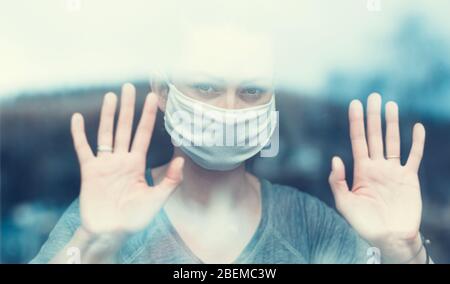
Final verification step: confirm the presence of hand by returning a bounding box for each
[71,83,184,236]
[328,93,426,262]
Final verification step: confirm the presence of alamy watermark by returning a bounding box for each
[65,0,82,12]
[66,246,81,264]
[167,107,279,158]
[366,247,381,264]
[367,0,381,12]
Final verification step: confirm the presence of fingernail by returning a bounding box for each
[331,157,337,170]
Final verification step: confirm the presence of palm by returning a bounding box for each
[80,153,154,233]
[329,93,426,245]
[341,159,421,241]
[71,84,184,235]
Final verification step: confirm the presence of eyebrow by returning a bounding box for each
[239,78,273,85]
[182,72,227,84]
[175,71,274,87]
[190,74,273,85]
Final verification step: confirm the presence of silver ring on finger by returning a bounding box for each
[97,145,113,153]
[386,155,400,160]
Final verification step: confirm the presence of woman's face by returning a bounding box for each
[165,26,274,109]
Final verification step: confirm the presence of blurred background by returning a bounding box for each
[1,0,449,263]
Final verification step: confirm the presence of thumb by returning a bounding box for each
[156,157,184,193]
[328,156,350,208]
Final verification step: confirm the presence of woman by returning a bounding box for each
[31,27,429,264]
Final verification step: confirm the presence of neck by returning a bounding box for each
[165,148,256,212]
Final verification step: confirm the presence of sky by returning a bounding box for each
[1,0,450,98]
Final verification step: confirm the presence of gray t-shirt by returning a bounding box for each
[30,170,370,264]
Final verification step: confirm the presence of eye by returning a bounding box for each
[241,87,265,97]
[197,84,212,92]
[192,83,219,96]
[245,88,260,95]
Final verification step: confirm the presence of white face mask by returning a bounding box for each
[164,83,277,171]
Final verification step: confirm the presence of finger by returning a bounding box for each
[71,113,94,163]
[366,93,384,159]
[385,101,401,163]
[406,123,426,172]
[131,93,158,155]
[328,156,350,210]
[97,92,117,157]
[349,100,369,161]
[156,157,184,193]
[114,83,136,152]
